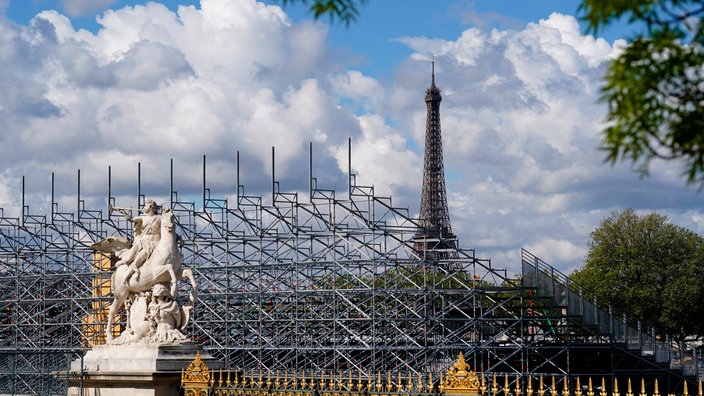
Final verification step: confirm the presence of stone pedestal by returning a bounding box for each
[71,342,221,396]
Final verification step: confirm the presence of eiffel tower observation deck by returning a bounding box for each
[413,63,459,262]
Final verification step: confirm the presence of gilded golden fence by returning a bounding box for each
[181,352,704,396]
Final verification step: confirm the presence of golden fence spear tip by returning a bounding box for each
[563,375,569,396]
[683,380,688,396]
[626,378,633,396]
[587,377,595,396]
[640,378,647,396]
[540,374,544,394]
[698,380,702,396]
[654,379,660,396]
[527,375,533,395]
[492,373,498,396]
[613,378,620,396]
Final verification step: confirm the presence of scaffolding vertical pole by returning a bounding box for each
[170,159,174,208]
[348,137,352,199]
[272,146,276,203]
[202,155,207,211]
[137,162,142,210]
[21,176,25,226]
[107,166,111,215]
[51,172,55,224]
[236,150,240,210]
[77,169,81,217]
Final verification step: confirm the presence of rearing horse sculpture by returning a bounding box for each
[105,208,197,343]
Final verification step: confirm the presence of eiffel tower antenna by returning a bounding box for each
[413,61,459,262]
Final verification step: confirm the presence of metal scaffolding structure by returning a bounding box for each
[0,147,699,395]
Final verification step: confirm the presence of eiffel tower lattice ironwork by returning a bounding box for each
[413,63,459,261]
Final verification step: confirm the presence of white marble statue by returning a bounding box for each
[93,200,197,345]
[147,283,190,343]
[113,199,162,287]
[109,283,192,345]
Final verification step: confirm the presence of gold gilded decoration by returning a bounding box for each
[443,352,481,396]
[181,351,211,396]
[179,360,704,396]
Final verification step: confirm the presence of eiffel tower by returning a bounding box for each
[413,62,459,262]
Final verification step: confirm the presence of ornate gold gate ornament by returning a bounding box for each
[442,352,482,396]
[181,351,211,396]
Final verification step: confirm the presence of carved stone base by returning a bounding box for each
[71,342,221,396]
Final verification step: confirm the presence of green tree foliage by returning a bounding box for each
[579,0,704,184]
[571,209,704,340]
[278,0,367,26]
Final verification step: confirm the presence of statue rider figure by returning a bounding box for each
[114,199,161,286]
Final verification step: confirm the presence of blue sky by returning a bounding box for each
[0,0,699,275]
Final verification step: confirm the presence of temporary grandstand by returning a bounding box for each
[0,147,701,395]
[2,69,702,395]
